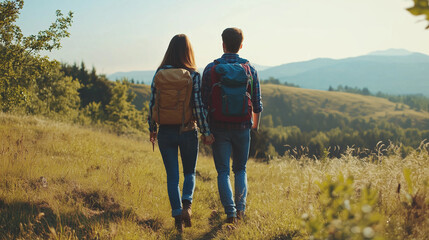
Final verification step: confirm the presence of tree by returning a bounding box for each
[261,77,280,85]
[82,101,105,124]
[362,87,370,96]
[0,0,73,111]
[105,80,144,134]
[29,65,81,119]
[407,0,429,29]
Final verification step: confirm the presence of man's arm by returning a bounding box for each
[200,64,216,145]
[250,64,263,131]
[252,112,261,131]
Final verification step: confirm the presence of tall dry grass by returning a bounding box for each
[0,112,428,239]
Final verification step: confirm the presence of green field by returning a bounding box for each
[1,113,428,239]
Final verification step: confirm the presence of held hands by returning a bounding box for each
[201,134,215,145]
[251,122,258,131]
[150,131,157,152]
[150,131,157,143]
[251,112,261,132]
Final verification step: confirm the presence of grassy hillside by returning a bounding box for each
[130,84,429,129]
[1,113,428,239]
[130,84,151,110]
[260,84,429,129]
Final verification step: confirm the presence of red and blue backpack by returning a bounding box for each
[209,58,253,123]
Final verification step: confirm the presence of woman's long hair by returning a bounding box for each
[158,34,197,71]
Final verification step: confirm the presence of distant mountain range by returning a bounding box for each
[258,49,429,96]
[108,49,429,96]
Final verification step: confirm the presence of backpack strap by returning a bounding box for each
[157,89,161,122]
[180,69,194,133]
[210,58,223,86]
[209,64,218,113]
[241,63,253,98]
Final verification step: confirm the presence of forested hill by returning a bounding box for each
[131,83,429,158]
[131,83,429,130]
[259,84,429,130]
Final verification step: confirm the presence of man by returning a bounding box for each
[201,27,263,223]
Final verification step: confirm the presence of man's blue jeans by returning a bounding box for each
[212,128,250,218]
[158,125,198,217]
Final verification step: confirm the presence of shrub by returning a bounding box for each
[302,173,384,240]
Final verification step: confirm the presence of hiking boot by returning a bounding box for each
[237,210,245,220]
[182,200,192,227]
[174,215,183,233]
[226,216,237,224]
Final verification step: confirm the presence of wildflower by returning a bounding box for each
[363,227,375,238]
[361,204,372,213]
[344,199,351,210]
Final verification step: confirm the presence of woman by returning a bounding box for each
[148,34,214,232]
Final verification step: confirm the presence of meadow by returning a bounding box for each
[0,112,428,240]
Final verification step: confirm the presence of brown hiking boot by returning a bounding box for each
[174,215,183,233]
[237,210,245,220]
[182,200,192,227]
[226,216,237,224]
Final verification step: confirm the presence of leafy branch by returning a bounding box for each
[407,0,429,29]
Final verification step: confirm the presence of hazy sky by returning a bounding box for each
[16,0,429,74]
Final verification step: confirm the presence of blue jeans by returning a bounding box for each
[212,128,250,218]
[158,125,198,217]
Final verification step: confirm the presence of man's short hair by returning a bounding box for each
[222,28,243,53]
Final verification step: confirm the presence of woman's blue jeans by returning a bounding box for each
[158,125,198,217]
[211,128,250,218]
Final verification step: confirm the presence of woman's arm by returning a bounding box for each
[191,72,211,136]
[148,74,157,133]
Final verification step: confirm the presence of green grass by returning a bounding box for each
[1,112,428,239]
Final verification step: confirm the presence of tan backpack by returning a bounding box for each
[152,68,193,126]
